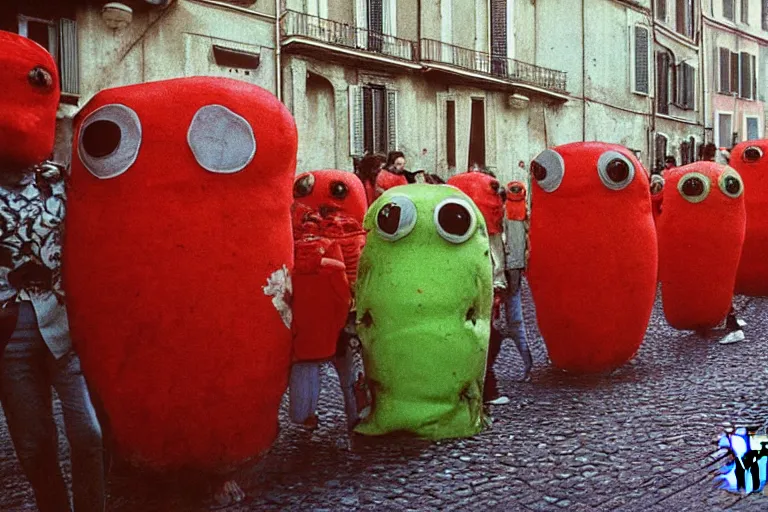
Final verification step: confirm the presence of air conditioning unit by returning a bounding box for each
[507,93,530,109]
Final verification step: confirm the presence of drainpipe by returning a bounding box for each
[275,0,282,101]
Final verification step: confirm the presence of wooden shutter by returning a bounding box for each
[751,54,757,99]
[730,52,739,94]
[348,85,364,156]
[657,53,669,114]
[387,89,398,151]
[656,0,666,20]
[634,26,649,94]
[719,48,730,93]
[763,0,768,30]
[741,0,749,23]
[740,52,752,99]
[58,18,79,95]
[685,63,695,108]
[724,0,734,20]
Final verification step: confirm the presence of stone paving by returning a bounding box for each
[2,282,768,511]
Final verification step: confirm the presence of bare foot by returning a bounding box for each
[211,479,246,509]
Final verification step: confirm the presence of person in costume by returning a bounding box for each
[656,163,746,342]
[446,169,510,404]
[354,184,492,439]
[729,140,768,296]
[502,181,533,381]
[64,77,297,506]
[527,142,657,374]
[0,30,106,512]
[290,170,368,431]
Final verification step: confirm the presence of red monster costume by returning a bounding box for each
[0,31,59,168]
[730,140,768,296]
[447,172,504,235]
[527,142,657,374]
[64,77,297,470]
[375,169,408,196]
[505,181,528,222]
[290,171,366,362]
[657,163,746,331]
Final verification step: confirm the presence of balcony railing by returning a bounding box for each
[281,10,417,63]
[420,39,567,93]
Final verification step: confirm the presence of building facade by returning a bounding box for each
[3,0,768,184]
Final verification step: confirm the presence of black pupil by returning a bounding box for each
[606,159,630,183]
[531,161,547,181]
[293,176,313,198]
[82,120,121,158]
[682,177,704,197]
[744,148,762,162]
[725,176,741,195]
[438,203,472,237]
[330,181,348,199]
[377,204,402,235]
[28,67,51,88]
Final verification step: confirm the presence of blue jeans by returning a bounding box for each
[0,302,105,512]
[506,271,533,374]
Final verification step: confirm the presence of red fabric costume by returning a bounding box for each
[447,172,504,235]
[657,163,746,331]
[730,140,768,296]
[291,170,366,362]
[64,77,297,471]
[375,169,408,195]
[0,31,59,169]
[505,181,527,221]
[527,142,657,374]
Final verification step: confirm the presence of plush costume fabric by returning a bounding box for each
[657,163,746,331]
[64,77,297,471]
[730,140,768,296]
[505,181,527,221]
[0,31,59,169]
[447,172,504,235]
[375,169,408,193]
[354,184,492,439]
[527,142,657,374]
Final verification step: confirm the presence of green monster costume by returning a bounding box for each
[354,184,493,439]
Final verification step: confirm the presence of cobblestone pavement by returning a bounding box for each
[2,282,768,511]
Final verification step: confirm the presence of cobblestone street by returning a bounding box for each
[2,282,768,511]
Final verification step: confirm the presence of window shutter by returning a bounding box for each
[730,52,739,94]
[719,48,729,93]
[685,64,695,108]
[751,54,757,99]
[724,0,734,20]
[689,136,696,162]
[387,89,398,151]
[356,0,368,48]
[656,0,666,21]
[741,0,749,23]
[740,52,751,99]
[348,85,364,156]
[59,18,79,95]
[763,0,768,30]
[634,26,649,94]
[657,53,669,114]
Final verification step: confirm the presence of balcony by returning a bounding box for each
[280,10,421,70]
[420,39,568,100]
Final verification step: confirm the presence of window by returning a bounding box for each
[675,62,695,109]
[348,84,398,156]
[656,0,667,21]
[741,0,749,23]
[656,52,671,114]
[680,140,691,165]
[740,52,755,99]
[723,0,735,20]
[654,133,668,169]
[468,98,486,168]
[490,0,508,76]
[633,26,650,94]
[719,47,751,97]
[676,0,694,38]
[719,47,731,93]
[446,100,456,169]
[355,0,396,51]
[717,113,734,148]
[15,14,79,96]
[746,117,760,140]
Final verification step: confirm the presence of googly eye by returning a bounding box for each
[375,196,417,242]
[677,172,711,203]
[28,66,53,89]
[293,173,315,198]
[434,198,477,244]
[187,104,256,174]
[530,149,565,193]
[597,151,635,190]
[77,104,142,180]
[719,168,744,199]
[330,181,349,200]
[742,146,763,163]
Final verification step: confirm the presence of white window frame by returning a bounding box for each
[631,24,651,96]
[715,110,735,148]
[744,115,762,140]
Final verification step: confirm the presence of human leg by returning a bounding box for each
[506,282,533,378]
[288,362,321,427]
[333,329,361,431]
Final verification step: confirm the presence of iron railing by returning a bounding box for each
[420,38,567,93]
[281,10,417,62]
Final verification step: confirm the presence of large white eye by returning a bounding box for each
[77,104,142,179]
[597,151,635,190]
[187,105,256,174]
[531,149,565,193]
[742,146,763,163]
[678,172,711,203]
[434,198,477,244]
[375,195,417,242]
[718,167,744,199]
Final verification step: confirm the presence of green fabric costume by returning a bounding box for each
[354,184,493,439]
